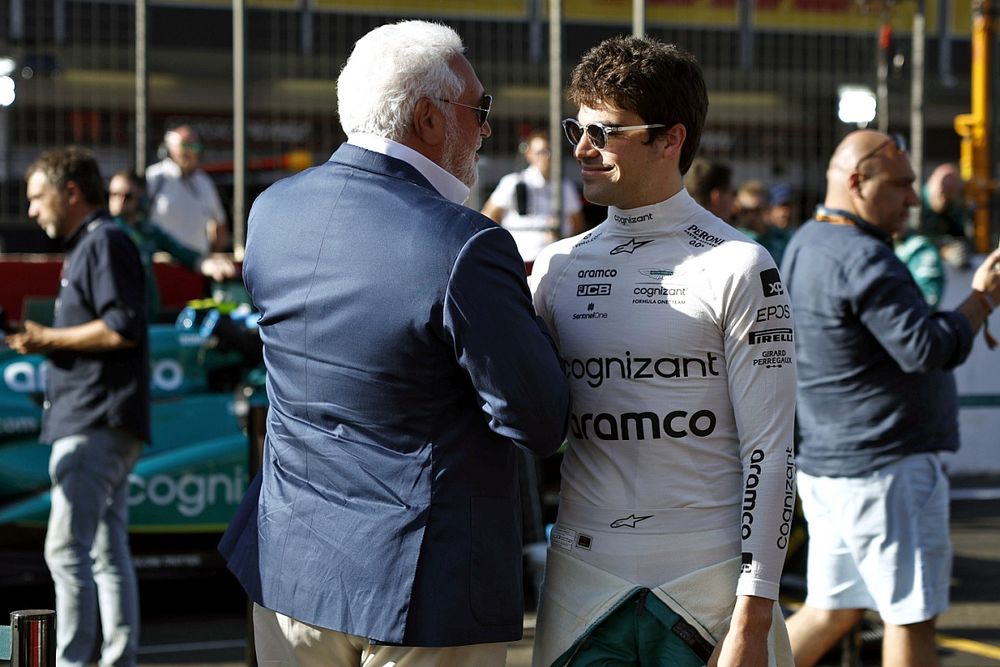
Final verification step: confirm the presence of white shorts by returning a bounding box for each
[797,453,951,625]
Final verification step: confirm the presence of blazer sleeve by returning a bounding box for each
[443,225,570,457]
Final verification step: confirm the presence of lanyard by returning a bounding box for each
[814,206,892,246]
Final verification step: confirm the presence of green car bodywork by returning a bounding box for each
[0,311,262,535]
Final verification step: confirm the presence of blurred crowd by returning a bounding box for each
[485,134,975,308]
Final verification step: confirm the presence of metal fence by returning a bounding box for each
[0,0,990,251]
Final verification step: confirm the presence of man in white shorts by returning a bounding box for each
[529,36,797,667]
[781,130,1000,667]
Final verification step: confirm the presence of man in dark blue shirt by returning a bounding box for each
[7,147,149,667]
[781,130,1000,667]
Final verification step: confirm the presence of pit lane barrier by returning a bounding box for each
[0,609,55,666]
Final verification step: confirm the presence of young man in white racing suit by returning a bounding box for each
[529,36,797,667]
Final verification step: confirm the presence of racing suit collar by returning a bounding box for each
[606,188,699,234]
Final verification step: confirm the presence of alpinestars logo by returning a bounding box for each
[610,513,653,528]
[760,268,784,297]
[610,238,653,255]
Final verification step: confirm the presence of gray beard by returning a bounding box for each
[441,116,478,189]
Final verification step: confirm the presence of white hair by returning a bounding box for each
[337,21,465,142]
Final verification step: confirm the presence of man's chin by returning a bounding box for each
[582,186,611,208]
[455,163,477,189]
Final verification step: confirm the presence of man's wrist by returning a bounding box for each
[730,595,774,631]
[973,289,996,315]
[972,290,999,349]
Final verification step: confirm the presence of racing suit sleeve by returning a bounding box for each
[721,247,797,600]
[527,241,555,334]
[526,236,577,345]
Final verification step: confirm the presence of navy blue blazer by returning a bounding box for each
[220,144,570,646]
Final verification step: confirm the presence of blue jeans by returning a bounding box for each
[44,428,143,667]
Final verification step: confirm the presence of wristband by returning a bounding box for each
[973,291,998,349]
[974,290,997,314]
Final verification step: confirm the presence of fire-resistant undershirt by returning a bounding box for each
[529,188,796,600]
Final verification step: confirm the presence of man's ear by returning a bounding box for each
[660,123,687,160]
[411,97,446,146]
[848,171,865,198]
[63,180,82,207]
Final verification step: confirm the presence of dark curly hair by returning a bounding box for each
[25,146,105,206]
[568,36,708,175]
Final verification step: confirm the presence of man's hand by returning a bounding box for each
[708,596,774,667]
[971,247,1000,303]
[5,319,132,353]
[4,320,54,354]
[199,255,237,283]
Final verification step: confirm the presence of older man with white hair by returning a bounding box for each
[220,20,570,667]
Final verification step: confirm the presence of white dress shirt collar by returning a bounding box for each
[347,133,470,205]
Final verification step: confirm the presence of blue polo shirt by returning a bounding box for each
[781,213,972,477]
[41,211,150,444]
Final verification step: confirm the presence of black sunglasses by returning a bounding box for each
[437,94,492,127]
[854,132,907,173]
[561,118,666,150]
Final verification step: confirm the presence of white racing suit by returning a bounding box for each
[528,188,796,666]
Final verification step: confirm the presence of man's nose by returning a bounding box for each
[574,133,597,160]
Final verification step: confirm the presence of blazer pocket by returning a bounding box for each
[469,495,523,626]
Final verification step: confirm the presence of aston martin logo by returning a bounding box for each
[610,513,654,528]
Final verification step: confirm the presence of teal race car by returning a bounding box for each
[0,302,263,562]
